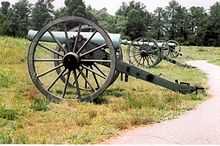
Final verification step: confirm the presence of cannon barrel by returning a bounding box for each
[27,30,121,49]
[121,40,176,47]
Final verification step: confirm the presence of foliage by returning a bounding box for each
[205,2,220,46]
[64,0,86,17]
[31,0,53,30]
[116,1,150,40]
[0,0,220,46]
[8,0,31,37]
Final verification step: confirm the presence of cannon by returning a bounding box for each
[127,38,193,68]
[27,16,203,102]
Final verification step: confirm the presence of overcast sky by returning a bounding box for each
[1,0,219,15]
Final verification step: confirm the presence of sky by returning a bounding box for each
[1,0,219,15]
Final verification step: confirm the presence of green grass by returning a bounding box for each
[0,37,215,144]
[0,69,16,88]
[0,106,18,121]
[30,98,49,112]
[180,46,220,65]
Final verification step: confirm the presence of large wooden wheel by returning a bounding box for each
[167,40,181,58]
[130,37,162,68]
[157,40,170,57]
[27,16,116,102]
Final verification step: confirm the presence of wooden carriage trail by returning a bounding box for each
[106,60,220,144]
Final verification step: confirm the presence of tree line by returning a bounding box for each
[0,0,220,46]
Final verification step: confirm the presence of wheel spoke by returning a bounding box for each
[34,59,62,62]
[48,68,67,91]
[62,70,71,98]
[90,65,100,89]
[81,59,111,63]
[80,44,107,57]
[64,25,69,40]
[72,68,83,86]
[38,43,64,57]
[85,69,88,89]
[82,65,106,79]
[48,31,66,53]
[37,64,64,78]
[138,57,143,66]
[148,55,155,65]
[73,70,81,99]
[81,70,95,92]
[77,31,97,54]
[142,57,145,67]
[145,56,151,66]
[73,25,82,52]
[93,64,107,77]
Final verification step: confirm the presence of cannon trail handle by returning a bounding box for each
[116,61,202,94]
[163,57,196,69]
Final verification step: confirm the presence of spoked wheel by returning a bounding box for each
[28,16,116,102]
[157,40,170,57]
[53,46,122,87]
[167,40,181,58]
[130,37,162,68]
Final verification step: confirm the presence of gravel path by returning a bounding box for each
[106,61,220,144]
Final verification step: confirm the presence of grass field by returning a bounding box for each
[0,36,219,144]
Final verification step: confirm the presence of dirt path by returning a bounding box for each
[106,60,220,144]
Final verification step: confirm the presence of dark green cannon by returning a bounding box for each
[27,16,203,102]
[127,38,193,68]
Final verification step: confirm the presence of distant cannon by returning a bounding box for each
[27,16,203,102]
[127,38,193,68]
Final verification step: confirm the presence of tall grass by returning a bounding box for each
[0,36,28,64]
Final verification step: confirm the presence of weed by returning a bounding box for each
[14,134,29,144]
[30,98,49,112]
[0,132,12,144]
[0,106,18,121]
[74,113,91,127]
[0,69,15,88]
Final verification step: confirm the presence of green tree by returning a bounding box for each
[8,0,31,37]
[0,1,11,35]
[31,0,54,30]
[116,1,150,40]
[164,0,180,39]
[188,6,208,45]
[1,1,10,15]
[152,7,166,40]
[205,2,220,46]
[64,0,87,17]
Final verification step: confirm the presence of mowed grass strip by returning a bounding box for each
[180,46,220,65]
[0,37,209,144]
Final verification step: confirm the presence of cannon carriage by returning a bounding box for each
[27,16,203,102]
[127,38,193,68]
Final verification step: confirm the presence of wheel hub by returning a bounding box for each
[63,52,80,70]
[140,50,149,57]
